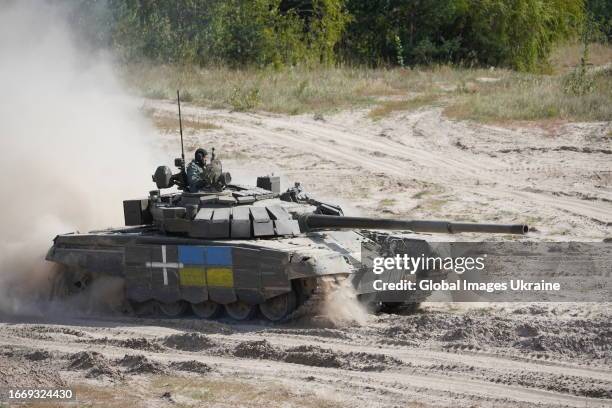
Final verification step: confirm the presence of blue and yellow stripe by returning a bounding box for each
[177,246,233,288]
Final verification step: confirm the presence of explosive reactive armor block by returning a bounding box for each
[257,176,280,193]
[123,199,152,226]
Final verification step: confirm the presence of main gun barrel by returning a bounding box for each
[299,214,528,235]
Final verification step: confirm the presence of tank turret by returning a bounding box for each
[124,176,528,239]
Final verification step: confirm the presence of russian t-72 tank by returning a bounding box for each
[46,151,528,321]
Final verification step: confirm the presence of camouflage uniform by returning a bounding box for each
[187,160,213,192]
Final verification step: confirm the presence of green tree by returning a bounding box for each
[586,0,612,39]
[106,0,348,67]
[70,0,585,71]
[341,0,583,71]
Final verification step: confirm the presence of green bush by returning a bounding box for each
[228,86,261,111]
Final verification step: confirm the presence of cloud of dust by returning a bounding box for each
[319,277,370,326]
[0,2,157,316]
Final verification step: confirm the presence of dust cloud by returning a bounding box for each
[319,277,369,326]
[0,2,156,315]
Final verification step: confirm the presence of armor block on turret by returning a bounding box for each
[123,199,151,226]
[257,176,280,193]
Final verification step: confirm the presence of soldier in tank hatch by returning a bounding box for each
[187,147,214,192]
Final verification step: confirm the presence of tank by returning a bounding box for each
[45,153,529,321]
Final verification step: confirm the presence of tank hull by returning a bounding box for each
[46,227,359,310]
[46,226,450,319]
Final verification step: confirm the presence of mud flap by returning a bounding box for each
[49,247,124,276]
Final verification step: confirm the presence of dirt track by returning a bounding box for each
[1,303,610,407]
[1,102,610,407]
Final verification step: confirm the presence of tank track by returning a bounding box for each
[48,265,328,322]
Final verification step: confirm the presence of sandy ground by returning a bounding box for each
[150,101,611,240]
[1,103,610,407]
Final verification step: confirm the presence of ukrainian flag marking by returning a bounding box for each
[178,245,234,288]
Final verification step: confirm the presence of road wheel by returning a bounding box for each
[259,291,297,322]
[191,300,223,319]
[158,301,188,317]
[129,300,156,317]
[224,301,257,321]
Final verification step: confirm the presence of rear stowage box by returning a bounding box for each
[257,176,280,193]
[123,199,152,226]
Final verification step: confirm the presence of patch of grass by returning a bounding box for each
[445,66,612,122]
[68,383,146,408]
[378,198,397,207]
[142,87,166,99]
[151,376,343,408]
[549,42,612,73]
[122,44,612,122]
[368,94,440,120]
[65,376,345,408]
[121,63,500,115]
[228,86,261,111]
[147,113,220,133]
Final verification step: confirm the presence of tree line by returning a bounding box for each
[72,0,610,71]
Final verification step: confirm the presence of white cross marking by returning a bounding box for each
[145,245,183,286]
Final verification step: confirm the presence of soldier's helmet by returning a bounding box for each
[195,148,208,159]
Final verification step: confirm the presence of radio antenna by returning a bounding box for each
[177,90,185,166]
